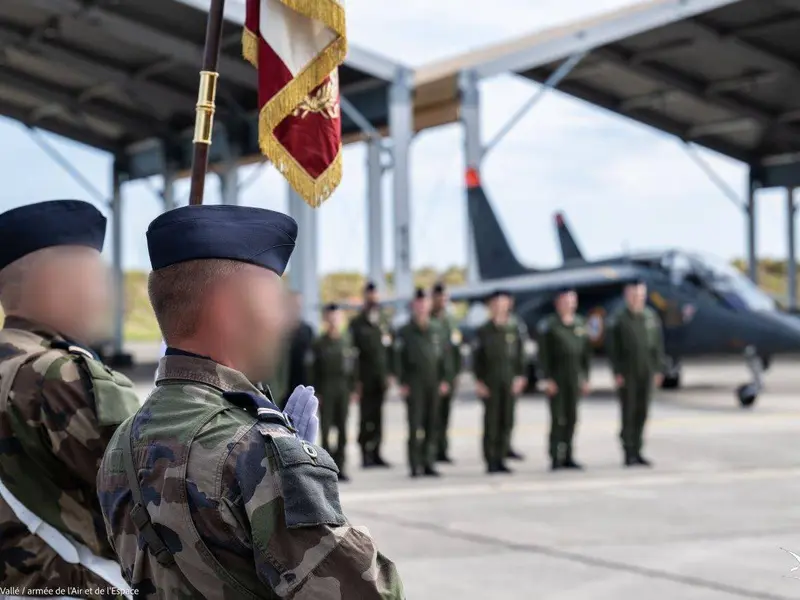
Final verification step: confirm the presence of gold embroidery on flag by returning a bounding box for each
[293,72,340,119]
[242,27,259,68]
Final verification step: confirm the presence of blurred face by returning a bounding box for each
[432,292,448,313]
[489,294,512,320]
[364,289,379,308]
[555,291,578,315]
[412,296,431,321]
[324,309,343,332]
[624,283,647,312]
[31,247,111,343]
[218,265,288,382]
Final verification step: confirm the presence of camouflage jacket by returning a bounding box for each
[0,317,140,596]
[97,353,405,599]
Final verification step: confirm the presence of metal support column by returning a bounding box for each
[162,169,176,211]
[788,187,797,310]
[459,69,481,285]
[746,174,757,283]
[366,137,384,292]
[110,163,125,357]
[389,67,414,298]
[287,185,319,329]
[219,162,240,205]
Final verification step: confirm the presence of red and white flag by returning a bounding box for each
[243,0,346,207]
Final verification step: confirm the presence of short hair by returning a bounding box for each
[148,259,244,341]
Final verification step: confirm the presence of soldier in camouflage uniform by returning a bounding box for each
[537,287,591,471]
[308,303,358,482]
[431,282,461,464]
[394,289,453,478]
[0,200,139,598]
[472,290,528,474]
[349,282,393,468]
[97,205,404,598]
[607,279,665,467]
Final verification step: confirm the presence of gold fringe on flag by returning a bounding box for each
[242,0,347,208]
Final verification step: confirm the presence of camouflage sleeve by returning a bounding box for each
[537,319,552,380]
[35,355,123,487]
[226,428,405,598]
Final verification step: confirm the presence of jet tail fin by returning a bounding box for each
[467,174,528,279]
[554,212,585,263]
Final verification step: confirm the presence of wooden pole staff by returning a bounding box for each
[188,0,227,205]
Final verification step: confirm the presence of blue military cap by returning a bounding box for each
[364,281,377,293]
[555,286,576,296]
[413,287,427,300]
[0,200,106,270]
[146,205,297,275]
[486,288,512,301]
[432,281,446,295]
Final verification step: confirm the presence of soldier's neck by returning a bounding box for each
[558,312,575,325]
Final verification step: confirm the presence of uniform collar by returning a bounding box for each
[155,353,262,395]
[2,315,97,357]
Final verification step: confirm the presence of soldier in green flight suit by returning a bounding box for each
[506,298,531,462]
[309,303,358,482]
[431,282,462,464]
[349,281,393,468]
[538,287,592,471]
[472,289,528,474]
[394,288,453,478]
[606,278,665,467]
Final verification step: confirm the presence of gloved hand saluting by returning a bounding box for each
[283,385,319,444]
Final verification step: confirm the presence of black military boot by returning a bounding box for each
[506,449,525,461]
[497,463,513,474]
[436,451,454,464]
[423,465,441,477]
[373,454,391,468]
[564,452,584,470]
[487,462,501,474]
[636,454,653,467]
[624,453,638,467]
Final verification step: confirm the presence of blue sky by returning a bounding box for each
[0,0,792,274]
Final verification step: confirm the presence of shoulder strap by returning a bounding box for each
[121,406,263,599]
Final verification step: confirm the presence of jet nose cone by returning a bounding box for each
[760,311,800,353]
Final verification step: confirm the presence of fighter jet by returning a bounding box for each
[451,181,800,408]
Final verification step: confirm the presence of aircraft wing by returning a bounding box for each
[447,263,644,303]
[328,263,644,311]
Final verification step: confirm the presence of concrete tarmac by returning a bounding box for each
[133,357,800,599]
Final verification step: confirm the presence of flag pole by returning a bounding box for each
[188,0,227,206]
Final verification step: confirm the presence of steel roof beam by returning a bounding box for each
[598,48,800,147]
[20,0,255,87]
[0,24,195,119]
[0,65,164,137]
[0,99,119,152]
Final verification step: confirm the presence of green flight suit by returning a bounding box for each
[349,308,392,459]
[309,331,358,471]
[394,319,452,473]
[431,308,462,460]
[506,315,531,455]
[537,314,591,463]
[606,307,665,456]
[472,319,525,468]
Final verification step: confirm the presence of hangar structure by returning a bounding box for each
[2,0,800,361]
[417,0,800,306]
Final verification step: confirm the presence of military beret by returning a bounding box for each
[0,200,106,270]
[146,205,297,274]
[413,287,427,300]
[432,282,446,295]
[364,281,376,292]
[324,302,340,312]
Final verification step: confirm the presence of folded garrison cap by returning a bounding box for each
[414,287,427,300]
[147,205,297,275]
[0,200,106,270]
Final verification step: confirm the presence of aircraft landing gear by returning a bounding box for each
[660,358,681,390]
[737,346,762,408]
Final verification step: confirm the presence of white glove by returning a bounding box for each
[283,385,319,444]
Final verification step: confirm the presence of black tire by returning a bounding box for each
[736,383,758,408]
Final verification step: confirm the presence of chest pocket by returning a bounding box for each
[505,332,517,358]
[78,356,140,426]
